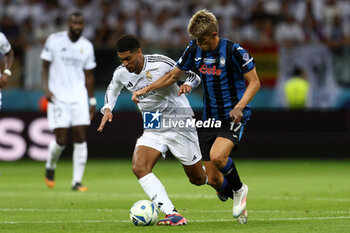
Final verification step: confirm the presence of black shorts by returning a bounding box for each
[198,119,248,161]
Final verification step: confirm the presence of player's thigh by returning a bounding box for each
[182,160,206,186]
[132,145,162,178]
[71,102,90,127]
[203,160,223,189]
[53,128,69,146]
[210,137,234,165]
[71,125,88,143]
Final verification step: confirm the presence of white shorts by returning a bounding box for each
[47,100,90,130]
[135,130,202,166]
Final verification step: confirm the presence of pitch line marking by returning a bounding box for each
[1,216,350,224]
[2,208,350,215]
[2,192,350,202]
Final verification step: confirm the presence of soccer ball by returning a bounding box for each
[129,200,159,226]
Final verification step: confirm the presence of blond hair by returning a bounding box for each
[187,9,219,39]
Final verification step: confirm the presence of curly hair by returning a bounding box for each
[116,34,140,53]
[187,9,219,39]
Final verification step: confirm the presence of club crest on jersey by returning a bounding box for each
[145,71,152,81]
[243,53,250,62]
[220,56,225,67]
[199,64,222,76]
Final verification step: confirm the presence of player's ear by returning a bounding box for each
[137,48,142,54]
[212,31,218,38]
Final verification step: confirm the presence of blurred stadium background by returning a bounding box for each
[0,0,350,161]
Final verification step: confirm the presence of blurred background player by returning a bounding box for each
[41,12,96,192]
[0,32,14,110]
[132,9,261,224]
[98,34,207,226]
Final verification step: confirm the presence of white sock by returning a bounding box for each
[45,141,65,170]
[138,173,177,215]
[72,142,88,185]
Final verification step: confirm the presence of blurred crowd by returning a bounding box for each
[1,0,350,49]
[1,0,350,96]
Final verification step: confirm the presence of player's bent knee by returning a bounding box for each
[132,165,150,179]
[56,139,67,147]
[189,176,206,186]
[210,154,226,168]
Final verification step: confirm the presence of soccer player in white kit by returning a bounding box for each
[98,34,207,226]
[41,12,96,192]
[0,32,14,109]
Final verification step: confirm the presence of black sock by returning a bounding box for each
[218,177,233,199]
[219,157,243,191]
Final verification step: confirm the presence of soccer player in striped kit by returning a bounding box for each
[132,9,260,224]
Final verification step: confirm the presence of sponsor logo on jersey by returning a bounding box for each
[203,58,216,64]
[145,71,152,81]
[195,57,201,61]
[199,64,222,76]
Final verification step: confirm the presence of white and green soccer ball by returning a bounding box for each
[129,200,159,226]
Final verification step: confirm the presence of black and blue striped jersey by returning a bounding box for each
[176,38,255,122]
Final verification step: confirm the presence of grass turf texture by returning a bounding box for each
[0,159,349,233]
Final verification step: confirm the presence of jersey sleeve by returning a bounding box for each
[101,70,124,114]
[40,35,53,62]
[84,42,96,70]
[183,71,201,88]
[0,33,11,54]
[176,40,197,71]
[232,44,255,74]
[156,54,177,73]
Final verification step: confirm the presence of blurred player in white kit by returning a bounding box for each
[41,12,96,192]
[0,32,14,109]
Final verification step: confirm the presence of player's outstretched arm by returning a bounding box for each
[230,67,260,123]
[0,48,14,88]
[132,67,185,103]
[97,108,113,132]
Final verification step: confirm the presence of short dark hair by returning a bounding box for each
[68,11,84,20]
[117,34,140,53]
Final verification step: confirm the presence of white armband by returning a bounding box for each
[184,71,201,88]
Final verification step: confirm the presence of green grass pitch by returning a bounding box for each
[0,159,350,233]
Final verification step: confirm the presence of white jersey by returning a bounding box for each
[102,54,200,118]
[40,31,96,103]
[0,32,12,108]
